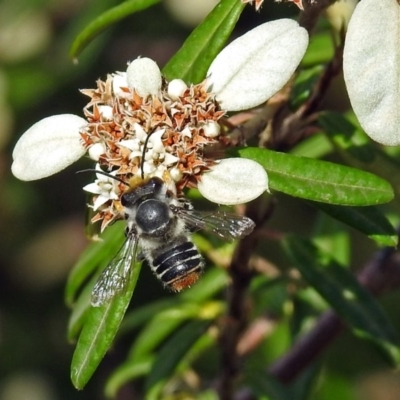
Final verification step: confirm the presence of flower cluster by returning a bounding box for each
[80,65,225,192]
[78,58,230,229]
[11,19,308,231]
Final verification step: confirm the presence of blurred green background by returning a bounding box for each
[2,0,400,399]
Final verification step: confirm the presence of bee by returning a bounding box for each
[89,173,255,307]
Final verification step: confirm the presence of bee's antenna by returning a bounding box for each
[77,169,129,186]
[140,130,157,180]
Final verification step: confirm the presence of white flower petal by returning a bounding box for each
[93,195,110,211]
[119,139,140,151]
[163,153,179,165]
[126,57,162,97]
[144,149,154,161]
[12,114,86,181]
[149,129,166,153]
[343,0,400,146]
[154,164,167,178]
[142,161,156,175]
[112,72,128,97]
[206,19,309,111]
[83,182,102,194]
[133,123,147,142]
[181,127,192,138]
[197,158,268,205]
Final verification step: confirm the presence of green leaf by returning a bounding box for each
[105,355,154,398]
[144,319,212,395]
[129,301,223,361]
[179,267,228,302]
[312,214,350,266]
[312,202,397,247]
[70,261,142,389]
[120,298,177,334]
[246,372,292,400]
[129,303,203,361]
[65,222,124,306]
[319,111,400,199]
[233,147,394,206]
[290,133,333,158]
[162,0,244,83]
[67,274,96,342]
[289,362,323,400]
[318,112,375,163]
[284,237,400,366]
[302,31,334,66]
[291,65,324,109]
[108,315,217,397]
[69,0,161,60]
[120,268,227,334]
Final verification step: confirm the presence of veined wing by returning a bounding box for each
[91,234,139,307]
[174,207,255,240]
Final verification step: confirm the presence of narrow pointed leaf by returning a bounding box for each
[109,318,217,397]
[67,274,97,342]
[312,202,397,247]
[105,356,154,398]
[312,215,350,266]
[234,147,394,205]
[284,237,400,366]
[129,304,203,361]
[179,267,228,302]
[246,372,292,400]
[144,319,212,394]
[119,298,177,334]
[69,0,161,59]
[319,111,400,199]
[65,222,124,306]
[302,31,334,66]
[291,65,324,109]
[71,261,142,389]
[163,0,244,83]
[290,133,333,158]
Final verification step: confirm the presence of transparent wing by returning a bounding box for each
[173,207,255,240]
[91,233,139,307]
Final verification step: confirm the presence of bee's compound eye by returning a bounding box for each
[136,199,170,234]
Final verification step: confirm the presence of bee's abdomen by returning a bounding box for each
[152,241,204,292]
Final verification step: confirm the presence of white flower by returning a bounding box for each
[83,164,120,211]
[343,0,400,146]
[112,72,129,97]
[11,114,86,181]
[11,18,308,207]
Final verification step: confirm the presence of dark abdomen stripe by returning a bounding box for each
[152,241,203,286]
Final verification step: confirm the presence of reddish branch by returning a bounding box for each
[216,198,274,400]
